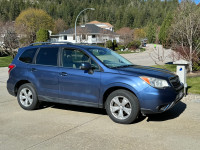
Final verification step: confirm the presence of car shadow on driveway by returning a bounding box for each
[40,102,107,115]
[146,101,187,122]
[38,101,186,123]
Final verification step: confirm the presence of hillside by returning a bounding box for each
[0,0,178,29]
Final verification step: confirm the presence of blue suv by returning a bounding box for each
[7,42,184,124]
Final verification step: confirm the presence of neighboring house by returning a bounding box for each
[48,31,59,43]
[86,20,114,31]
[50,21,119,44]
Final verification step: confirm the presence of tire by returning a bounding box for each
[17,83,39,110]
[105,89,140,124]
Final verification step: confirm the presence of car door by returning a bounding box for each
[59,48,101,107]
[29,47,60,100]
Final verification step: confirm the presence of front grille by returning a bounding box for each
[169,76,182,90]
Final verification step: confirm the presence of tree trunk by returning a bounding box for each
[189,45,193,73]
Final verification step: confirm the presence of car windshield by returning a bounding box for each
[87,47,134,68]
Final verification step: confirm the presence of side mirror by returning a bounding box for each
[80,62,91,70]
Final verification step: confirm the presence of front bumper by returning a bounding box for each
[157,89,184,112]
[140,84,184,115]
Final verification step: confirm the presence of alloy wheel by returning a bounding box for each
[110,96,132,120]
[19,88,33,107]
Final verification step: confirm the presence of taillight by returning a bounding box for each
[8,64,16,74]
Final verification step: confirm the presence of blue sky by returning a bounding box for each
[178,0,200,4]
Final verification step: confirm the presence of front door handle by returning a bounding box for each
[59,72,68,76]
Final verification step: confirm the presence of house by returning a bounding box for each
[86,20,114,31]
[50,21,119,44]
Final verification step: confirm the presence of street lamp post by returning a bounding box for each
[75,8,95,43]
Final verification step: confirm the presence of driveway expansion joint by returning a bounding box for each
[24,116,102,150]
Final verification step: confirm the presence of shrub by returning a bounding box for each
[97,43,104,47]
[116,45,125,51]
[128,40,141,50]
[193,60,200,71]
[106,40,118,50]
[173,45,200,71]
[113,40,117,48]
[106,40,113,49]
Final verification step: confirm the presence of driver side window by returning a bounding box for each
[62,49,99,70]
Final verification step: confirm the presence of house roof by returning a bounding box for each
[59,24,118,35]
[87,20,101,24]
[102,22,113,27]
[50,34,59,38]
[87,20,113,27]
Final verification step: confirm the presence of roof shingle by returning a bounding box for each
[60,24,117,35]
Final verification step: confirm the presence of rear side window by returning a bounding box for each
[19,48,37,63]
[36,47,58,66]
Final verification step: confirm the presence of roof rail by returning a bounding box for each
[29,42,73,46]
[76,43,98,46]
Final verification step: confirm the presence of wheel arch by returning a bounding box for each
[102,85,139,108]
[14,80,33,96]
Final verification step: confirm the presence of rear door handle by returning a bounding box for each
[59,72,68,76]
[31,68,37,72]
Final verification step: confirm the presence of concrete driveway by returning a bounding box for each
[122,44,174,66]
[1,67,200,150]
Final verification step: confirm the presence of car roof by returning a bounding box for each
[22,43,102,51]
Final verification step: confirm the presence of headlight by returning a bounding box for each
[140,76,169,88]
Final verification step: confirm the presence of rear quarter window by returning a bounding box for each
[19,48,37,63]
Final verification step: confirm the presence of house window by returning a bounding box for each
[64,35,67,40]
[92,35,96,38]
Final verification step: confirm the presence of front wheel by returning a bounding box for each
[17,83,39,110]
[105,89,140,124]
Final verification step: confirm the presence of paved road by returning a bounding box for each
[122,44,174,66]
[0,65,200,149]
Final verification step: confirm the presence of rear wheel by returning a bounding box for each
[105,89,140,124]
[17,83,39,110]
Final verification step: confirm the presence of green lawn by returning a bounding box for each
[117,51,134,54]
[117,48,146,54]
[153,64,200,94]
[0,56,13,67]
[187,77,200,94]
[152,64,176,72]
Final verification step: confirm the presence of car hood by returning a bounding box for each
[116,65,176,79]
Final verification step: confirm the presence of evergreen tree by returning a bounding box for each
[0,0,179,30]
[159,12,173,46]
[146,22,156,43]
[36,29,49,42]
